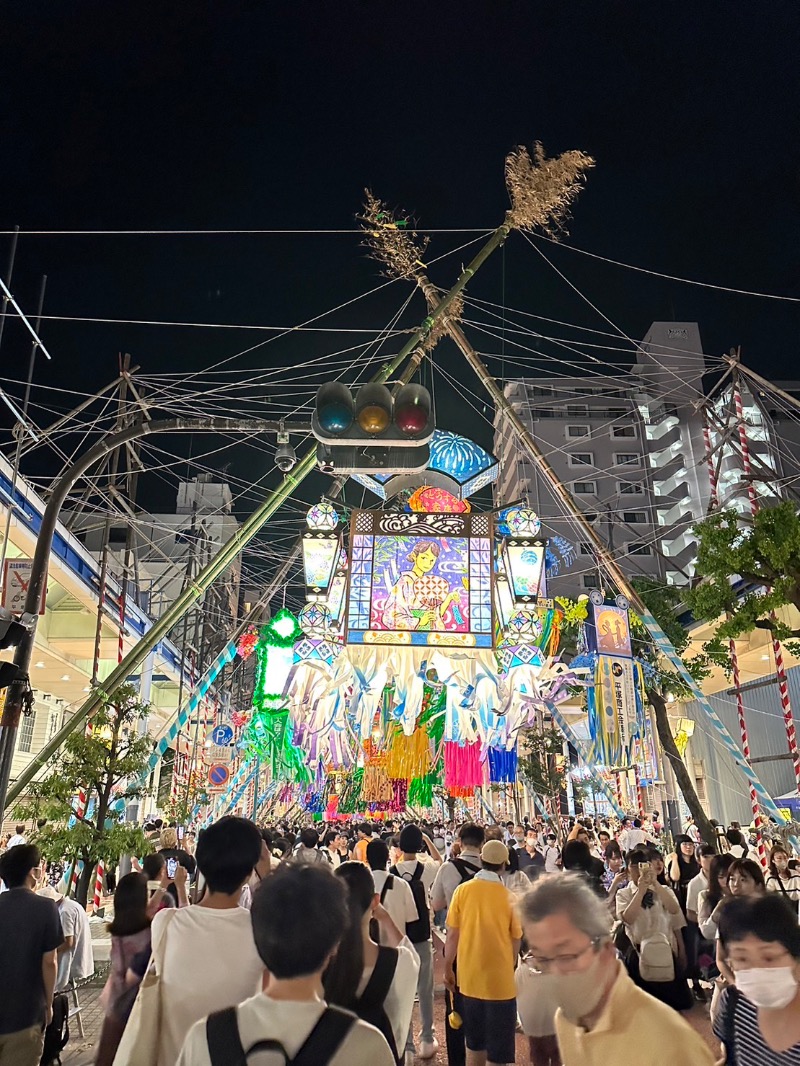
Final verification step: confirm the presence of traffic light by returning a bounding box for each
[312,381,434,474]
[0,662,25,689]
[0,617,26,650]
[0,613,27,689]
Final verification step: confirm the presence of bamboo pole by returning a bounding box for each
[414,281,793,834]
[4,222,512,814]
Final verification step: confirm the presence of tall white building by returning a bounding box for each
[71,473,241,659]
[494,322,787,592]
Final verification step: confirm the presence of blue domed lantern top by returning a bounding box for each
[349,430,499,501]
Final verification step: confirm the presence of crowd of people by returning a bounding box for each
[1,809,800,1065]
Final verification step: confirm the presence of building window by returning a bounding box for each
[582,574,601,588]
[567,404,589,418]
[18,712,36,753]
[622,511,648,524]
[573,481,597,495]
[568,452,594,467]
[619,481,644,495]
[628,541,653,555]
[614,453,641,467]
[579,542,593,555]
[566,425,590,438]
[611,424,637,438]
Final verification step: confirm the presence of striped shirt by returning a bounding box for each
[714,986,800,1064]
[766,873,800,904]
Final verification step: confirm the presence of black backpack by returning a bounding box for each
[40,993,69,1065]
[389,862,430,943]
[450,858,480,884]
[352,946,402,1066]
[369,874,395,942]
[206,1004,357,1066]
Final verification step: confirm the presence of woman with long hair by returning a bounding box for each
[323,861,419,1065]
[667,835,704,1001]
[698,853,735,940]
[766,844,800,904]
[94,873,153,1066]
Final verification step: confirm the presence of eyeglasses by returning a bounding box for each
[727,949,792,971]
[526,937,604,974]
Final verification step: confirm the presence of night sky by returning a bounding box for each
[1,4,799,520]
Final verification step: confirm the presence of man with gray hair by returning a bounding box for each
[518,873,716,1065]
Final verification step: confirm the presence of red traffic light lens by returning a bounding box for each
[355,383,393,435]
[316,382,354,434]
[394,383,431,435]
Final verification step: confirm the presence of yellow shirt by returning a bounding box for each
[446,872,522,1001]
[555,962,716,1066]
[353,838,369,865]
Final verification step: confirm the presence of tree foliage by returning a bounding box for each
[630,578,716,846]
[15,684,151,904]
[689,501,800,662]
[518,723,567,809]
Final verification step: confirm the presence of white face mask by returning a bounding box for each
[541,953,607,1024]
[735,967,799,1009]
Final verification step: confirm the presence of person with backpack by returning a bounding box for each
[323,861,419,1066]
[389,824,441,1060]
[615,848,692,1012]
[367,839,418,946]
[431,823,484,1066]
[176,862,395,1066]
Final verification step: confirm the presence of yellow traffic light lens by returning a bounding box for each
[357,405,391,433]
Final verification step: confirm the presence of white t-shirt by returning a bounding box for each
[543,845,561,873]
[685,871,708,916]
[372,871,418,944]
[176,993,394,1066]
[356,937,420,1055]
[153,904,265,1066]
[392,856,439,896]
[615,882,685,951]
[57,897,94,989]
[5,834,26,848]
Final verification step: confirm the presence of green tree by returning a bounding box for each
[689,501,800,663]
[15,684,151,905]
[630,579,716,845]
[518,723,568,831]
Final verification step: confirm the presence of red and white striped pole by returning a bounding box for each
[702,421,719,511]
[633,765,646,820]
[733,380,800,792]
[730,638,768,868]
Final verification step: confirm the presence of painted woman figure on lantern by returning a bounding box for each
[381,539,462,630]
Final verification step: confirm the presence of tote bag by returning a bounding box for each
[112,908,174,1066]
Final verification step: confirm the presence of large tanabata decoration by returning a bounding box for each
[237,489,584,816]
[346,510,492,648]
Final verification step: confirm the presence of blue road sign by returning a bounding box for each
[211,724,234,746]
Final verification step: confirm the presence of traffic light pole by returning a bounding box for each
[0,415,308,815]
[2,221,513,816]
